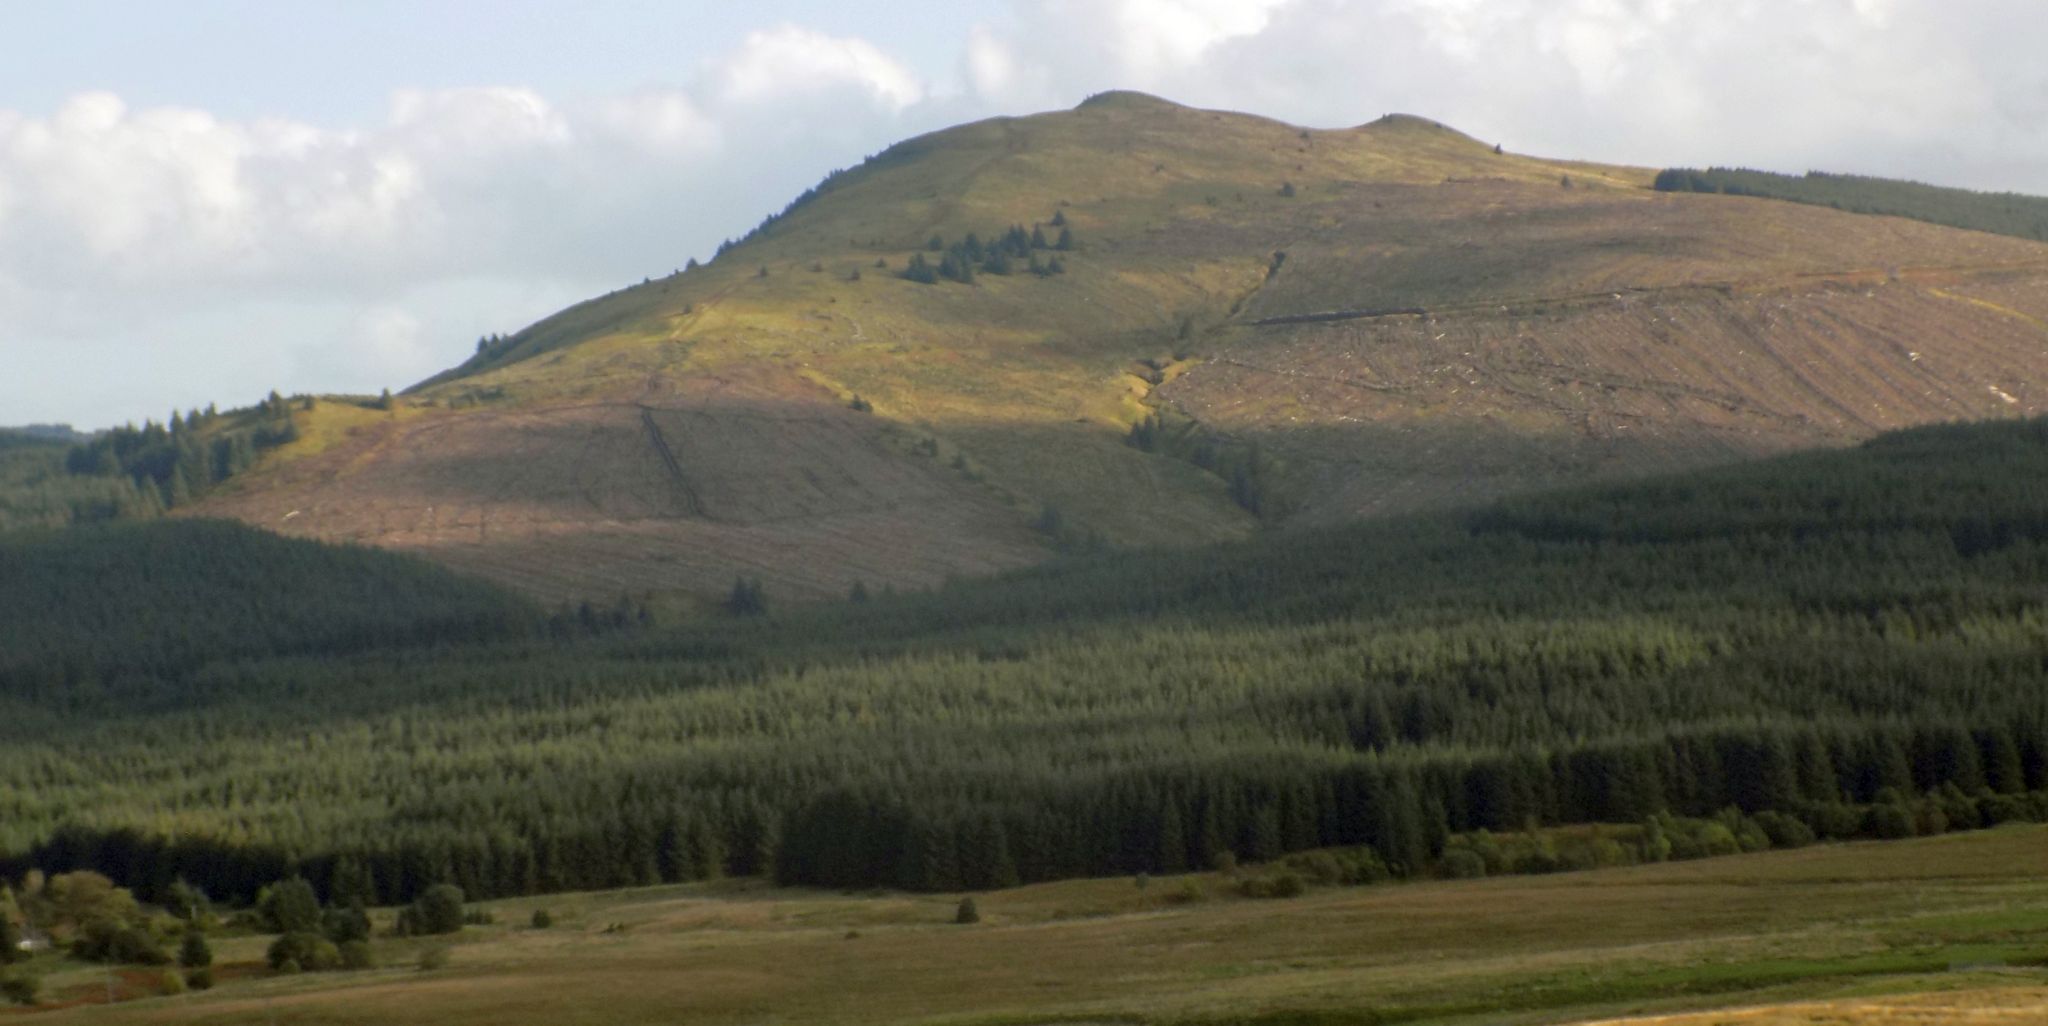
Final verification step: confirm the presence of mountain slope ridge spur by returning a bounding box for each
[182,92,2048,603]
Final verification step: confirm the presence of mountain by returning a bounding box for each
[185,92,2048,604]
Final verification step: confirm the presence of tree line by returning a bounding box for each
[1654,167,2048,243]
[3,418,2047,904]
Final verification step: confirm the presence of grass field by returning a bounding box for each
[18,825,2046,1025]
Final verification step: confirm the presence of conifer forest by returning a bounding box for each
[3,417,2045,909]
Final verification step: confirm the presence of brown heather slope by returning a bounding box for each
[189,92,2048,604]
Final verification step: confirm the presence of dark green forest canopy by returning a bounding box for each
[3,418,2046,904]
[1654,166,2048,243]
[0,518,540,717]
[0,432,160,531]
[0,393,363,531]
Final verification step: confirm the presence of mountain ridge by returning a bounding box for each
[178,92,2048,604]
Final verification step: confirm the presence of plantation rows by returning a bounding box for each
[3,419,2047,906]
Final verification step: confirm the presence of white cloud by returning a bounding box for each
[715,24,925,110]
[591,91,723,156]
[0,28,946,427]
[6,3,2048,429]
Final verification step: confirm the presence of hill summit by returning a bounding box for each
[188,93,2048,604]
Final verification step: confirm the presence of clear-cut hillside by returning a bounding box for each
[190,92,2048,604]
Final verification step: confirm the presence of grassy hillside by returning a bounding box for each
[15,826,2048,1024]
[1656,166,2048,242]
[177,94,2048,604]
[4,416,2046,911]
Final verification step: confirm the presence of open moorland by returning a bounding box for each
[60,92,2039,604]
[11,826,2047,1025]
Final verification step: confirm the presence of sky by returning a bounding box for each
[4,0,2046,429]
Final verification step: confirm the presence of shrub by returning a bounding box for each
[399,885,466,936]
[1911,801,1949,837]
[178,927,213,968]
[268,931,339,971]
[1753,811,1817,848]
[257,877,322,934]
[1731,817,1772,853]
[1978,793,2029,825]
[165,879,212,923]
[417,946,451,972]
[1,971,39,1007]
[1806,803,1865,840]
[184,967,214,991]
[1285,851,1344,886]
[1580,837,1635,869]
[1638,818,1674,863]
[1440,849,1487,880]
[338,940,375,970]
[1239,870,1306,898]
[1866,803,1916,839]
[159,969,187,996]
[1667,820,1741,859]
[322,905,370,944]
[75,921,169,965]
[1340,847,1393,885]
[1938,785,1980,831]
[530,908,553,929]
[954,897,980,924]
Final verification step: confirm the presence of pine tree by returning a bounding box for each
[165,469,192,509]
[903,253,938,284]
